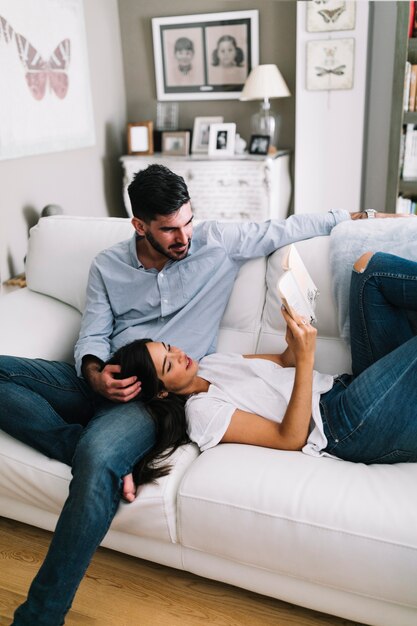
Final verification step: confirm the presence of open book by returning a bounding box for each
[277,245,319,324]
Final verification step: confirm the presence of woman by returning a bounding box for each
[111,251,417,489]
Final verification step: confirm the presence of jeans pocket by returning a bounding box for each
[367,449,415,464]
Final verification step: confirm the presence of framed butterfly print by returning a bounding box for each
[0,0,95,160]
[306,0,356,33]
[306,38,355,91]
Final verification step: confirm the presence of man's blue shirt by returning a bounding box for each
[74,211,349,375]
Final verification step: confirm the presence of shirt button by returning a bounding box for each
[160,273,164,278]
[163,299,168,303]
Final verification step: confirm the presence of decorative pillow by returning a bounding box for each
[330,218,417,341]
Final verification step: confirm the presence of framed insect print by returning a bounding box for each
[0,0,95,160]
[306,38,355,91]
[306,0,356,33]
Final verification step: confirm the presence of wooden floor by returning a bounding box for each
[0,516,363,626]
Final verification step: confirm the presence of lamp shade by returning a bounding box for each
[240,64,290,100]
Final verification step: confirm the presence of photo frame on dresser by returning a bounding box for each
[127,122,154,155]
[152,10,259,101]
[208,122,236,157]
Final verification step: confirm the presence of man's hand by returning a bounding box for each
[82,356,142,402]
[349,211,411,220]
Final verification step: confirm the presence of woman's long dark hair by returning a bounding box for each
[107,339,190,487]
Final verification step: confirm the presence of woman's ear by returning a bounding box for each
[156,390,169,399]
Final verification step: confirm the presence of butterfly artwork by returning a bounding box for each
[317,6,346,24]
[0,14,71,100]
[306,0,356,33]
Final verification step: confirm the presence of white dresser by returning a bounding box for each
[120,152,291,221]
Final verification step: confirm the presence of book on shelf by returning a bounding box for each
[277,245,318,324]
[409,65,417,111]
[409,0,416,38]
[402,124,417,179]
[396,195,417,214]
[404,62,412,112]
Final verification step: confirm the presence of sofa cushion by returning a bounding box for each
[258,237,351,374]
[0,289,81,363]
[26,216,133,313]
[179,444,417,609]
[0,431,199,543]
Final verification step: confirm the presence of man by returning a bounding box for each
[0,164,395,625]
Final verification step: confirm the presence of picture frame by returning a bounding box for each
[306,1,356,33]
[191,116,224,154]
[127,122,154,155]
[162,130,190,156]
[306,38,355,91]
[208,123,236,157]
[249,134,270,156]
[152,10,259,101]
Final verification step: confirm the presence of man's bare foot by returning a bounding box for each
[122,473,137,502]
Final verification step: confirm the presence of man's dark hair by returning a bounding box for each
[127,164,191,222]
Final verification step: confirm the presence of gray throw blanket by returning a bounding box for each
[330,218,417,343]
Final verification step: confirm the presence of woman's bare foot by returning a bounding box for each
[122,473,137,502]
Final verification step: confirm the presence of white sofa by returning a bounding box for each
[0,215,416,626]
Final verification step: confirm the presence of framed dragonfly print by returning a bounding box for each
[306,38,354,91]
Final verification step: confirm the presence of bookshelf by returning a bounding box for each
[386,3,417,212]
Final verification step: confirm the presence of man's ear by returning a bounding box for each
[156,390,169,399]
[131,217,146,236]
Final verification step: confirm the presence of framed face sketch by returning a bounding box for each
[306,0,356,33]
[152,10,259,101]
[306,38,355,91]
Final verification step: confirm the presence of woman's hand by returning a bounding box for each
[281,306,317,366]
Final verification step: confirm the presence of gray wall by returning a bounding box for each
[118,0,296,149]
[362,1,397,211]
[0,0,127,282]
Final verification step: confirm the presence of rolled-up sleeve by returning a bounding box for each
[74,261,114,377]
[216,210,349,261]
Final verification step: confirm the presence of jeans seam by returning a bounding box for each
[6,372,88,395]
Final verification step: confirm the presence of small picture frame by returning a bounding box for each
[191,116,224,154]
[162,130,191,156]
[127,122,154,155]
[208,122,236,157]
[249,134,270,155]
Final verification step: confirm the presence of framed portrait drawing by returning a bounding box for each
[208,122,236,157]
[127,122,154,155]
[306,38,355,91]
[191,116,223,153]
[152,10,259,101]
[162,130,190,156]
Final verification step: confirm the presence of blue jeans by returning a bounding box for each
[320,252,417,463]
[0,357,155,625]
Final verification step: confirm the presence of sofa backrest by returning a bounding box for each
[25,215,350,374]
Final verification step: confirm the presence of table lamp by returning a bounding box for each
[240,64,290,150]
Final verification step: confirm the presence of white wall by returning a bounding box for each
[0,0,127,282]
[294,0,369,214]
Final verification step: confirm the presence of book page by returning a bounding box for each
[278,272,316,322]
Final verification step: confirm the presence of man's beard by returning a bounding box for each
[145,231,191,261]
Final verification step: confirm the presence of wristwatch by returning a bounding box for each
[364,209,377,219]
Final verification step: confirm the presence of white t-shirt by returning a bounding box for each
[185,353,334,457]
